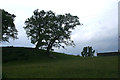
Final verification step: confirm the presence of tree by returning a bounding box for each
[24,9,82,55]
[81,46,95,57]
[1,9,18,42]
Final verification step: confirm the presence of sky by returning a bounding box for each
[0,0,119,56]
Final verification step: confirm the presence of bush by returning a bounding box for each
[81,46,95,57]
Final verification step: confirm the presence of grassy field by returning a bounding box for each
[2,47,119,78]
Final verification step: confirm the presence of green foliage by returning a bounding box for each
[1,9,18,42]
[81,46,95,57]
[24,9,81,54]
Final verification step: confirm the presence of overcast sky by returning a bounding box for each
[0,0,119,55]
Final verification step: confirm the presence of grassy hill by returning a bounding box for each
[2,47,119,78]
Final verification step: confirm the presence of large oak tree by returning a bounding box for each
[1,9,18,42]
[24,9,82,55]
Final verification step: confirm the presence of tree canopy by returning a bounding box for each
[1,9,18,42]
[24,9,82,54]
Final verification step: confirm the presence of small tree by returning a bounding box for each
[1,9,18,42]
[81,46,95,57]
[24,9,82,55]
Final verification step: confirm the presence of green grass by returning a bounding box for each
[2,47,119,78]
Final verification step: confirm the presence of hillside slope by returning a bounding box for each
[2,47,119,78]
[2,47,78,62]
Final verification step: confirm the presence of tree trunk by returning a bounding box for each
[36,30,41,49]
[46,44,51,55]
[46,38,56,58]
[46,47,56,58]
[35,41,40,49]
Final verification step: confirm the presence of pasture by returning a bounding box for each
[2,47,119,78]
